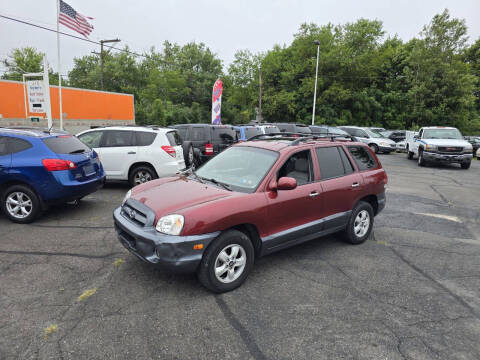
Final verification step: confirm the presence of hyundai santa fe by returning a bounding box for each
[113,134,387,292]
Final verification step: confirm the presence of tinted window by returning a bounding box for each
[276,124,292,132]
[212,127,236,143]
[9,138,32,154]
[176,127,188,140]
[189,127,208,141]
[0,136,8,156]
[244,127,262,139]
[102,131,135,147]
[78,131,102,148]
[339,147,354,174]
[278,150,313,186]
[264,126,280,134]
[43,135,90,154]
[136,132,156,146]
[166,131,182,146]
[295,126,312,134]
[348,146,377,171]
[316,147,349,180]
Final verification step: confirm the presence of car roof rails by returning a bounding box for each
[248,132,356,145]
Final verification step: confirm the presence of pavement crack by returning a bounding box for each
[429,185,450,205]
[215,295,267,360]
[390,247,480,321]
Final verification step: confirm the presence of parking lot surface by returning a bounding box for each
[1,154,480,360]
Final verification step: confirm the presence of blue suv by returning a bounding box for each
[0,127,105,223]
[233,125,263,141]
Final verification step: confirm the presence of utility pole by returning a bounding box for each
[92,38,120,90]
[258,65,262,123]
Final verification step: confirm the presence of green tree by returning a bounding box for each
[2,47,59,84]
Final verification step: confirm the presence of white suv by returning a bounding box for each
[77,126,185,187]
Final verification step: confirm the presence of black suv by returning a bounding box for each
[171,124,238,168]
[271,123,312,134]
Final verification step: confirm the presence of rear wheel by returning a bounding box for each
[461,161,471,169]
[1,184,41,223]
[128,165,157,187]
[343,201,374,245]
[197,229,254,293]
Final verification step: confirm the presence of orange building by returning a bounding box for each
[0,79,135,134]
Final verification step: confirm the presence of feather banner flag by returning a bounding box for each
[211,78,223,124]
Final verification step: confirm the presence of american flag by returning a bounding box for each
[58,0,94,38]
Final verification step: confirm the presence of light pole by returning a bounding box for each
[312,40,320,125]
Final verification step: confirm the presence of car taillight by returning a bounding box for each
[42,159,76,171]
[161,145,176,157]
[205,143,214,155]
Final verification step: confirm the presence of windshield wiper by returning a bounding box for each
[69,149,86,154]
[199,176,232,191]
[186,170,205,184]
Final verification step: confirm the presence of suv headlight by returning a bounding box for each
[156,214,184,235]
[122,190,132,206]
[379,142,389,147]
[463,144,472,153]
[425,144,437,151]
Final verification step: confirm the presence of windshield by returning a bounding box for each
[195,146,279,193]
[423,129,463,140]
[365,129,383,138]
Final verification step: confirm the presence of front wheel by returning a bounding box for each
[197,230,254,293]
[343,201,374,244]
[2,184,41,223]
[369,144,379,154]
[418,148,426,166]
[461,161,471,169]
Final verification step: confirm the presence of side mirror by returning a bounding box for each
[277,177,297,191]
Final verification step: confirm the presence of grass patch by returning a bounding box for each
[44,324,58,339]
[114,258,125,268]
[77,288,97,302]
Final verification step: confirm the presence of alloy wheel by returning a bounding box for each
[134,170,152,185]
[354,210,370,238]
[6,192,33,219]
[214,244,247,283]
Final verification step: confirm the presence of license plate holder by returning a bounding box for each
[83,164,95,176]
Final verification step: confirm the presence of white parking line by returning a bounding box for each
[415,212,462,223]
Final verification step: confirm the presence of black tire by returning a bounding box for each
[418,148,426,167]
[461,161,471,169]
[197,229,255,293]
[343,201,374,245]
[1,184,41,224]
[182,141,194,168]
[407,145,414,160]
[128,165,157,188]
[369,144,379,154]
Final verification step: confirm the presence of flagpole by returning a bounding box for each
[56,0,63,130]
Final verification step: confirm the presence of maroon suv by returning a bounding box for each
[114,135,387,293]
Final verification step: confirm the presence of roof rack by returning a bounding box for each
[248,132,355,145]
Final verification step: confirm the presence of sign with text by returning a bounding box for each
[26,80,46,113]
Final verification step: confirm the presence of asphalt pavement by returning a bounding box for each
[1,154,480,359]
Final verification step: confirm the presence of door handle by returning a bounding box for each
[127,151,136,155]
[309,191,319,197]
[352,183,360,188]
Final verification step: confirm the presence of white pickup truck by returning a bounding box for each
[406,126,473,169]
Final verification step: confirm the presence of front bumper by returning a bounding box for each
[113,206,220,273]
[423,152,473,163]
[379,145,396,153]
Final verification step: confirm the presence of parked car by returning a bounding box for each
[113,134,387,292]
[396,140,407,152]
[234,125,263,141]
[309,125,351,139]
[257,124,280,134]
[339,126,396,154]
[464,136,480,155]
[387,130,406,143]
[406,127,473,169]
[171,124,237,168]
[0,127,105,223]
[77,126,185,187]
[272,123,312,134]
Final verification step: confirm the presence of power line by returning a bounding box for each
[0,14,147,59]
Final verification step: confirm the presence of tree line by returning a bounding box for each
[2,9,480,134]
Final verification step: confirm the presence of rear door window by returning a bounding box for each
[136,132,157,146]
[212,127,236,144]
[9,138,32,154]
[43,135,90,154]
[0,136,9,155]
[188,127,208,141]
[347,146,377,171]
[78,131,103,148]
[101,131,135,147]
[316,147,350,180]
[166,131,182,146]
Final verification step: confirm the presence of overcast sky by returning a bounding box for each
[1,0,479,77]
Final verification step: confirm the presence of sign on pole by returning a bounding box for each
[26,80,46,113]
[211,78,223,125]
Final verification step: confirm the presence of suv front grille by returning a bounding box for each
[438,146,463,154]
[121,199,155,227]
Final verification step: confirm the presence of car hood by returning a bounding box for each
[372,138,396,145]
[422,139,470,147]
[131,176,233,219]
